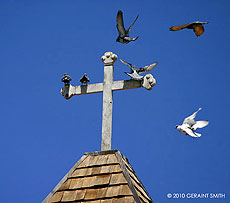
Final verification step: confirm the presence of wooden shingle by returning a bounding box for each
[69,178,83,189]
[75,189,86,200]
[107,154,118,164]
[96,187,107,199]
[84,188,98,200]
[47,191,63,203]
[106,185,120,197]
[110,173,127,185]
[94,174,111,186]
[82,176,96,188]
[61,190,76,202]
[58,179,71,191]
[70,167,92,178]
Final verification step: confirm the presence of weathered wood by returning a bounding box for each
[70,167,92,178]
[62,190,77,202]
[96,188,108,198]
[110,173,127,185]
[42,154,88,203]
[47,191,63,203]
[109,164,123,173]
[119,185,133,196]
[106,185,120,197]
[115,151,142,203]
[82,176,96,188]
[106,154,118,164]
[70,83,104,96]
[95,155,109,165]
[93,174,111,186]
[113,80,142,91]
[115,151,153,203]
[75,189,86,200]
[136,190,150,203]
[91,166,101,175]
[69,178,83,189]
[101,63,113,151]
[44,150,153,202]
[84,149,118,156]
[63,80,142,98]
[58,179,71,191]
[84,188,98,200]
[100,165,111,174]
[101,199,113,203]
[133,180,152,201]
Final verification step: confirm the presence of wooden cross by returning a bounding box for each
[61,52,156,151]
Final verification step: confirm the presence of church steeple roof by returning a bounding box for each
[43,150,153,203]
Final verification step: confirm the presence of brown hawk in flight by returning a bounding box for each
[170,21,209,37]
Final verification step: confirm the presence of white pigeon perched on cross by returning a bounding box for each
[176,108,209,137]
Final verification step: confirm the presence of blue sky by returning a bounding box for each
[1,0,230,202]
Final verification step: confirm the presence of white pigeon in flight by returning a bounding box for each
[176,108,209,137]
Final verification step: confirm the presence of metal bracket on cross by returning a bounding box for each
[60,51,156,151]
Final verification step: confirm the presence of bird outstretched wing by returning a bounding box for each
[120,59,132,68]
[116,10,126,37]
[169,23,192,31]
[120,59,137,72]
[137,62,158,74]
[184,127,201,137]
[126,15,139,35]
[183,108,202,126]
[192,120,209,130]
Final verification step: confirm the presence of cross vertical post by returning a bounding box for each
[101,52,117,151]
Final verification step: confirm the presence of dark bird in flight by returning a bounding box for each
[80,73,90,85]
[116,10,139,44]
[120,59,158,80]
[170,21,209,37]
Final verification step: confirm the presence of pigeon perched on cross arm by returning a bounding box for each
[120,59,158,80]
[116,10,139,44]
[80,73,90,85]
[170,21,209,37]
[61,73,72,85]
[176,108,209,137]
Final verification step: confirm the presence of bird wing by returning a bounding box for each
[169,23,192,31]
[192,120,209,130]
[120,59,137,72]
[137,62,158,74]
[126,15,139,35]
[183,108,202,126]
[120,59,132,68]
[184,127,200,137]
[116,10,126,37]
[193,24,204,36]
[125,71,143,80]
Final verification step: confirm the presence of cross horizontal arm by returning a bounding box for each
[61,80,142,99]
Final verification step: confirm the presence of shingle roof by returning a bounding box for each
[43,150,153,203]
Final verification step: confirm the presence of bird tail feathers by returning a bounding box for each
[132,36,139,41]
[194,132,202,137]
